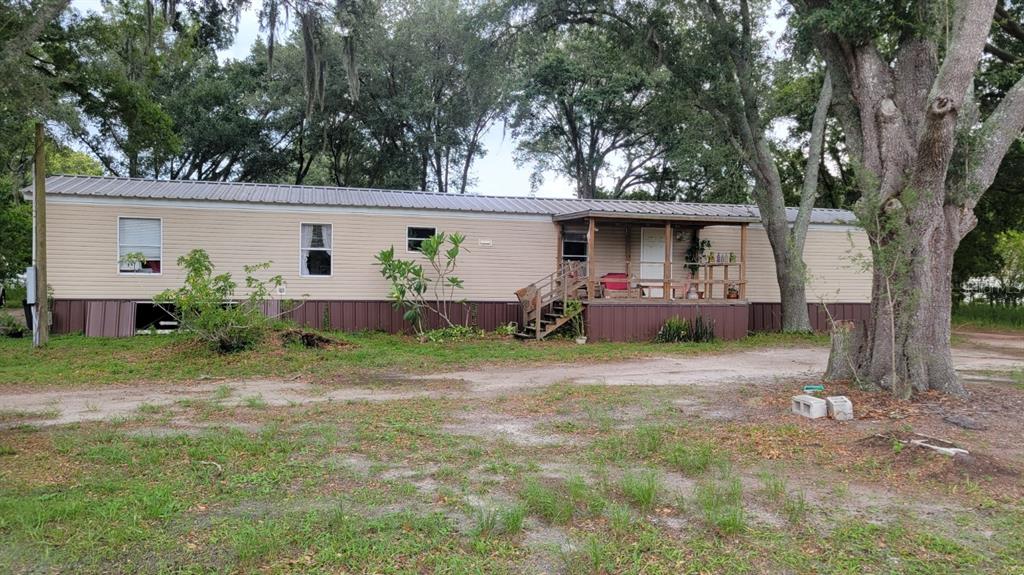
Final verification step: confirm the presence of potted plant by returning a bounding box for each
[119,251,147,272]
[686,237,711,274]
[726,283,740,299]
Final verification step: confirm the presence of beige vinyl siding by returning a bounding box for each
[701,224,871,302]
[46,201,557,300]
[588,223,693,281]
[585,223,870,303]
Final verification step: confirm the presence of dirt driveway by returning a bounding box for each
[2,331,1020,427]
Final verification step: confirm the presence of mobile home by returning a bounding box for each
[27,175,872,340]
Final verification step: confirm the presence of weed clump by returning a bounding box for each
[665,440,721,475]
[694,474,745,535]
[619,469,661,511]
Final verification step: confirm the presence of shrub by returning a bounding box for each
[0,310,26,338]
[655,316,689,342]
[155,249,282,353]
[375,231,467,337]
[690,315,716,342]
[563,298,585,339]
[654,315,716,343]
[423,325,483,342]
[494,322,519,337]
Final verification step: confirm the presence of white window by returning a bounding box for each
[118,217,162,274]
[407,226,436,252]
[301,223,332,276]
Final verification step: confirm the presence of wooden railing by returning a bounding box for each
[515,261,588,338]
[628,261,747,300]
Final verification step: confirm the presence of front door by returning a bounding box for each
[640,227,669,298]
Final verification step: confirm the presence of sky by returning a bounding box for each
[69,0,788,199]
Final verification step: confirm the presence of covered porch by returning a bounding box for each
[554,211,755,303]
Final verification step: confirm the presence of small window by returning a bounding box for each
[562,230,588,262]
[407,226,436,252]
[118,217,162,274]
[301,223,332,276]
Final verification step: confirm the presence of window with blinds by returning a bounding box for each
[301,223,332,276]
[118,217,162,274]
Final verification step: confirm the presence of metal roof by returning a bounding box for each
[28,175,858,225]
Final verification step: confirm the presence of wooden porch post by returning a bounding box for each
[624,224,631,278]
[663,222,671,301]
[555,223,563,271]
[586,217,596,300]
[534,291,542,340]
[740,223,748,300]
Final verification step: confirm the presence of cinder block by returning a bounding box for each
[791,394,827,419]
[826,396,854,421]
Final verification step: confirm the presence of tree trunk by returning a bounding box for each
[778,263,812,332]
[825,320,857,382]
[856,202,967,396]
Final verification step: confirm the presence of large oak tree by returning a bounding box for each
[794,0,1024,396]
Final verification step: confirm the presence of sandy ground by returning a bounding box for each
[1,331,1020,427]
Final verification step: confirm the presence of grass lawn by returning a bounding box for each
[1,381,1022,574]
[2,329,1022,573]
[0,330,826,387]
[952,302,1024,331]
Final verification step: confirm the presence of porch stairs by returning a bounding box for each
[514,262,588,340]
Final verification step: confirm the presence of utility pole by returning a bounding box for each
[33,122,48,347]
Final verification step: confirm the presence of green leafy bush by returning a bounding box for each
[422,325,483,342]
[155,249,282,353]
[494,322,518,336]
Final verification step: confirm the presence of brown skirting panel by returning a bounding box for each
[586,302,749,342]
[276,300,521,333]
[748,302,871,333]
[52,299,521,337]
[51,299,136,337]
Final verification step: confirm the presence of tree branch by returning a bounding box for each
[970,71,1024,196]
[995,2,1024,42]
[922,0,997,135]
[984,42,1017,63]
[794,70,833,254]
[0,0,70,69]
